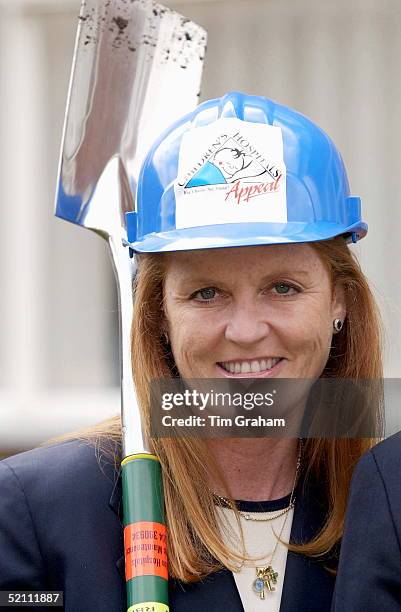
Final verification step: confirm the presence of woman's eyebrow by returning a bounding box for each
[264,269,312,278]
[174,276,223,287]
[260,270,315,284]
[173,268,312,287]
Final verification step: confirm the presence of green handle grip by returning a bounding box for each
[122,454,169,612]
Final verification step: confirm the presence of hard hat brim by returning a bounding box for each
[126,221,367,253]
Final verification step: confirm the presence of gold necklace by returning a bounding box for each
[252,503,293,599]
[212,439,302,600]
[212,491,296,521]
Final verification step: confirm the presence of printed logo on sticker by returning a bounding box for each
[175,118,287,230]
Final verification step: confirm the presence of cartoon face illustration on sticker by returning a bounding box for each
[185,137,274,188]
[212,147,266,182]
[213,147,250,177]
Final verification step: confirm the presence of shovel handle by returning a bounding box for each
[122,455,169,612]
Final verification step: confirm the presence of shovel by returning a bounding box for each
[55,1,206,609]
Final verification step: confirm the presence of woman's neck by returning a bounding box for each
[205,437,299,501]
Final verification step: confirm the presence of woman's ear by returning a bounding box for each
[160,318,170,344]
[332,283,347,323]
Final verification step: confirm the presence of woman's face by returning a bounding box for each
[162,244,346,379]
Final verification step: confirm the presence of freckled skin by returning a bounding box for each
[162,244,346,381]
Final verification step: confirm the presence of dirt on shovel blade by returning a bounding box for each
[78,0,207,66]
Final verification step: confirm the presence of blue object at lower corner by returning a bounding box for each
[55,178,85,225]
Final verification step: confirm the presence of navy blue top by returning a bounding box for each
[332,431,401,611]
[0,439,336,611]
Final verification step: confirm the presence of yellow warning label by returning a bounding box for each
[127,603,169,612]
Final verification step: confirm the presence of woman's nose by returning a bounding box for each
[224,303,270,345]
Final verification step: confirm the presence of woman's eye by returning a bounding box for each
[192,288,217,301]
[272,283,298,295]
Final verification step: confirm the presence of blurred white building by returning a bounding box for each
[0,0,400,455]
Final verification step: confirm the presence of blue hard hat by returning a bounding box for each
[125,92,367,253]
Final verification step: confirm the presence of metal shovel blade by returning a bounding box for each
[56,0,206,234]
[55,0,207,455]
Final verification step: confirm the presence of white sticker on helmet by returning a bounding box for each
[174,118,287,230]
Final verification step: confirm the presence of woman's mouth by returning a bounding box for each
[216,357,284,377]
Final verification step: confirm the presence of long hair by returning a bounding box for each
[43,236,384,582]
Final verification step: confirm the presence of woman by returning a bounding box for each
[0,92,383,611]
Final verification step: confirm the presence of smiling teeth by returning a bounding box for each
[220,358,281,374]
